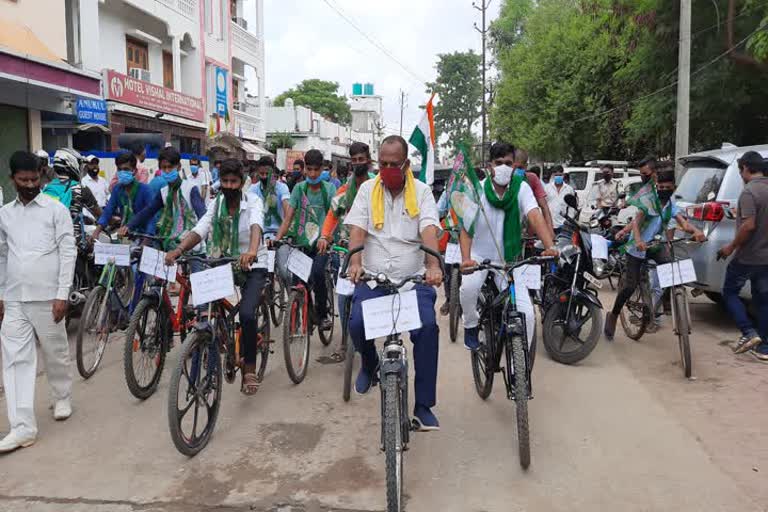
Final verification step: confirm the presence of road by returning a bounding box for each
[1,289,766,512]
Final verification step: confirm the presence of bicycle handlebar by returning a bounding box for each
[176,255,238,267]
[341,244,445,277]
[462,255,556,276]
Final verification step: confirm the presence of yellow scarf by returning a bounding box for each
[371,166,421,230]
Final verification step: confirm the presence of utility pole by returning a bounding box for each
[674,0,691,179]
[474,0,490,168]
[398,90,407,137]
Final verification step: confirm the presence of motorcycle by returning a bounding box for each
[589,197,627,290]
[540,194,604,365]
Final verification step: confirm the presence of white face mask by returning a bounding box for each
[492,164,513,186]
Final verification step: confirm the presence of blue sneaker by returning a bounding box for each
[412,404,440,432]
[464,327,480,351]
[355,366,377,395]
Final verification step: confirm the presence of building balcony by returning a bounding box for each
[231,21,262,70]
[123,0,198,21]
[233,104,265,143]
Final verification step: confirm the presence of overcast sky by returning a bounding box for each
[259,0,501,138]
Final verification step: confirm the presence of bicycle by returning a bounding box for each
[262,230,287,327]
[76,234,139,379]
[342,244,443,512]
[465,255,554,470]
[446,229,462,343]
[124,234,195,399]
[167,256,271,456]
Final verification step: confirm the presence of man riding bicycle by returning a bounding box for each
[274,149,337,331]
[604,159,705,340]
[458,142,558,352]
[344,135,444,431]
[249,156,290,236]
[165,159,266,395]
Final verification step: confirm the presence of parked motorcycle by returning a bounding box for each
[541,194,604,364]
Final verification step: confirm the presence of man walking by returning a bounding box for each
[718,151,768,359]
[0,151,76,453]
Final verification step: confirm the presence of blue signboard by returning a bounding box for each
[76,97,108,125]
[215,67,228,117]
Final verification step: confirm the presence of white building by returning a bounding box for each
[349,82,383,152]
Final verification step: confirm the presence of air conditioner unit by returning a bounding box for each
[128,67,151,82]
[233,101,242,111]
[233,16,248,30]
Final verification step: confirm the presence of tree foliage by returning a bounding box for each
[273,79,352,125]
[267,132,295,154]
[491,0,768,162]
[426,51,483,155]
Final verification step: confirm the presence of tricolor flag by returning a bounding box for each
[409,93,436,185]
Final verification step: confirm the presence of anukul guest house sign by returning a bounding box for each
[104,69,205,122]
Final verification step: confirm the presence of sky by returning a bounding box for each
[258,0,501,138]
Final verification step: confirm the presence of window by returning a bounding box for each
[126,37,149,71]
[568,171,589,191]
[232,78,240,106]
[676,166,727,204]
[163,51,174,89]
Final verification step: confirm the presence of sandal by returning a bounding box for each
[241,372,260,396]
[316,352,345,364]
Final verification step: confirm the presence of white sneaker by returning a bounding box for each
[53,400,72,421]
[0,431,36,453]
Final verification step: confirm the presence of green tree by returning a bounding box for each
[267,132,294,154]
[273,79,352,124]
[426,51,482,154]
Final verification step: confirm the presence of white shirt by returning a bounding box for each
[0,193,76,302]
[181,169,204,191]
[545,182,576,228]
[192,192,266,257]
[595,179,623,208]
[82,174,110,207]
[471,179,539,263]
[344,179,440,282]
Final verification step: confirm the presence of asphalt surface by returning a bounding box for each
[0,288,766,512]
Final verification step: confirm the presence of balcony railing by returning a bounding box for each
[157,0,197,19]
[231,21,262,68]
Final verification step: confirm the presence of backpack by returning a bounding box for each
[43,179,74,209]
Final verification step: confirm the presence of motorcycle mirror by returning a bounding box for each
[564,194,579,209]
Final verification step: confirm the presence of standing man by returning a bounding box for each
[250,156,291,236]
[110,142,150,191]
[594,164,624,210]
[274,149,336,330]
[718,151,768,359]
[344,135,443,430]
[286,159,305,192]
[81,156,109,208]
[510,146,555,238]
[545,165,576,232]
[0,151,76,453]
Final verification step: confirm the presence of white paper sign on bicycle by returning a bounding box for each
[361,290,422,340]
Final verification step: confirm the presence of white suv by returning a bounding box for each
[563,161,641,223]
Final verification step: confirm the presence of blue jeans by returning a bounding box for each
[722,261,768,339]
[349,284,439,408]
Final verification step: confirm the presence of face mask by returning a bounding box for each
[320,170,331,182]
[554,175,564,185]
[352,163,369,178]
[221,188,240,202]
[18,185,40,202]
[117,170,135,186]
[603,173,612,182]
[190,165,199,176]
[514,168,526,178]
[163,169,179,184]
[641,174,652,184]
[379,165,405,191]
[291,171,302,180]
[88,169,99,178]
[492,165,513,186]
[306,175,323,185]
[658,189,673,203]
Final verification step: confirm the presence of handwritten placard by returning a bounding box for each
[94,242,131,266]
[190,263,235,306]
[287,249,313,283]
[251,250,276,272]
[513,264,541,290]
[445,243,462,265]
[336,268,356,297]
[139,247,177,283]
[590,234,608,260]
[656,259,697,289]
[362,290,421,340]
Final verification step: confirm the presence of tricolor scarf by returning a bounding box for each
[483,175,524,262]
[209,194,240,257]
[156,180,197,250]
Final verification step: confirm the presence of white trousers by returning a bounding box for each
[460,269,535,346]
[1,301,72,438]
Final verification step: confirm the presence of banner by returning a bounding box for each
[75,97,108,125]
[104,69,205,122]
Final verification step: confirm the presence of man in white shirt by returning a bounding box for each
[181,157,208,198]
[594,164,624,210]
[545,165,576,231]
[81,155,109,207]
[0,151,76,453]
[459,143,557,351]
[345,136,444,431]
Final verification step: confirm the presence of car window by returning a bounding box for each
[676,166,727,203]
[568,171,589,190]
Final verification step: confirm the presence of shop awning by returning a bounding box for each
[241,141,273,159]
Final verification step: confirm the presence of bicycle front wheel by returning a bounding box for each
[342,300,355,402]
[383,373,404,512]
[283,289,310,384]
[619,280,652,341]
[471,311,495,400]
[510,336,531,469]
[76,285,111,379]
[674,289,692,378]
[255,302,271,382]
[448,266,461,343]
[167,331,222,457]
[318,272,335,346]
[269,275,287,327]
[124,298,168,399]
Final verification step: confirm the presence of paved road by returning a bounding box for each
[1,290,766,512]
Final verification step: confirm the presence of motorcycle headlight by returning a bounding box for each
[559,244,581,265]
[594,259,605,276]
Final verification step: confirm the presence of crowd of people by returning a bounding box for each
[0,135,766,454]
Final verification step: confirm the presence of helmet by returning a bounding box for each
[53,148,84,182]
[35,150,50,168]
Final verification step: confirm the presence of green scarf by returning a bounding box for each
[209,195,240,257]
[289,182,330,249]
[120,182,140,224]
[156,180,197,251]
[261,170,281,228]
[483,175,524,262]
[622,181,672,254]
